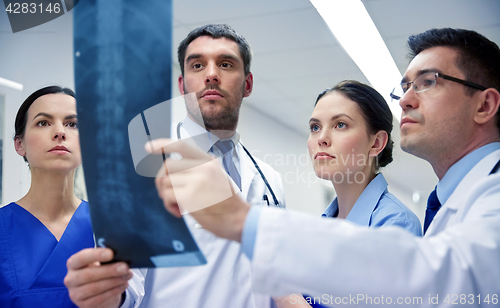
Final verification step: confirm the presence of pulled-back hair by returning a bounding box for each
[14,85,76,163]
[316,80,394,170]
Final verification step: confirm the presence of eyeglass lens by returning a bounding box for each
[391,72,437,100]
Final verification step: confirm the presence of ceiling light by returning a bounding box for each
[412,191,421,204]
[0,77,23,91]
[310,0,402,121]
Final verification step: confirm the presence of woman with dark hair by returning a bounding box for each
[0,86,94,307]
[307,80,421,231]
[275,80,421,308]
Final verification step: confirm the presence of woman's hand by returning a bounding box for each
[64,248,132,308]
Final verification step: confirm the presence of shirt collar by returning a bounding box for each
[322,198,339,218]
[437,142,500,205]
[180,116,240,153]
[322,173,388,226]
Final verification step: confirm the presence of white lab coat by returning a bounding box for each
[251,150,500,307]
[125,118,286,308]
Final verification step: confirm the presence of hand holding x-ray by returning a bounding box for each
[146,139,250,242]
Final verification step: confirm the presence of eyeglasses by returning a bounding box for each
[390,71,487,101]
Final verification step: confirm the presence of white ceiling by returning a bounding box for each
[0,0,497,213]
[171,0,500,213]
[172,0,500,134]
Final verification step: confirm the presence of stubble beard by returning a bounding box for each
[401,133,437,163]
[199,103,240,131]
[401,134,421,157]
[184,84,244,131]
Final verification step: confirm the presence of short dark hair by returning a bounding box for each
[14,85,76,162]
[407,28,500,133]
[315,80,394,169]
[177,24,252,76]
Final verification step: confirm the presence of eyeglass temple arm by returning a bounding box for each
[390,73,487,101]
[438,73,487,91]
[390,92,401,100]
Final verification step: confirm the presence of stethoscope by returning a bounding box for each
[177,121,280,207]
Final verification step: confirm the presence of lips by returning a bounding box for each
[49,145,70,153]
[202,90,223,100]
[315,152,335,159]
[400,117,417,128]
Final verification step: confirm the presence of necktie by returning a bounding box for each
[423,188,441,234]
[490,159,500,174]
[214,140,241,190]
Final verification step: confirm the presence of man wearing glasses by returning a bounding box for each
[155,27,500,306]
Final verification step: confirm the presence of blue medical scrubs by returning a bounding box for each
[0,201,94,307]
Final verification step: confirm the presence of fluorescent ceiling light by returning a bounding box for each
[310,0,402,121]
[0,77,23,91]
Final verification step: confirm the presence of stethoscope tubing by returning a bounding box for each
[176,121,279,206]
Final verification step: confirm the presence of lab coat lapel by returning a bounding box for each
[426,150,500,236]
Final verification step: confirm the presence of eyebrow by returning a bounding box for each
[219,54,240,62]
[33,112,78,121]
[185,54,202,63]
[309,113,353,123]
[401,68,442,84]
[185,53,241,64]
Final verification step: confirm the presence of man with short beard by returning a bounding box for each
[64,24,285,308]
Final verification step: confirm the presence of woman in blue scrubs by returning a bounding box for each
[0,86,94,307]
[275,80,422,308]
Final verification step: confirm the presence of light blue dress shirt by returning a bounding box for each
[242,173,422,259]
[301,174,422,308]
[435,142,500,205]
[321,173,421,235]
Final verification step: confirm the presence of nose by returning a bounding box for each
[399,87,419,112]
[317,130,331,147]
[205,62,220,85]
[53,124,66,141]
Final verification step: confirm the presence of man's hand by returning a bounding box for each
[146,138,250,242]
[64,248,133,308]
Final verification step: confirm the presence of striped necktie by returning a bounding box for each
[214,140,241,190]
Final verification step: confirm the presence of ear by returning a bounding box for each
[178,74,185,95]
[474,88,500,125]
[369,130,388,158]
[14,137,26,157]
[243,72,253,98]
